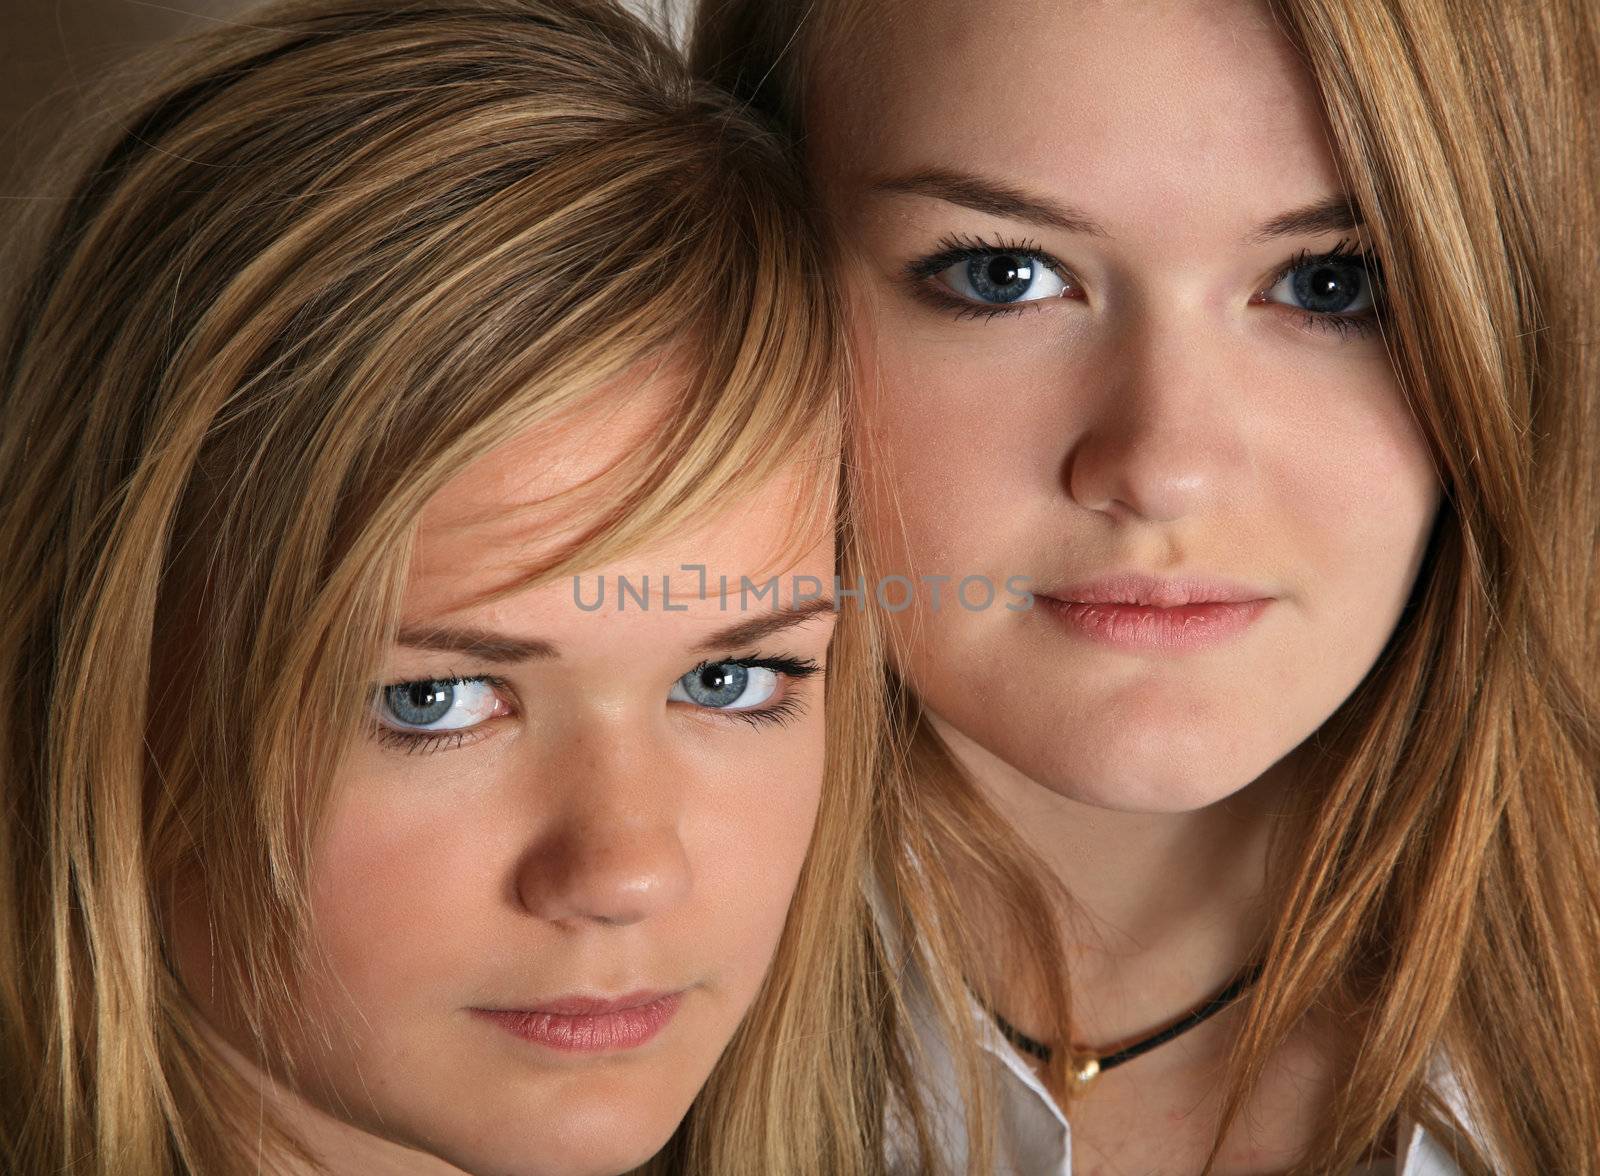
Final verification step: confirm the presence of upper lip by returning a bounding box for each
[1043,572,1274,608]
[476,989,680,1017]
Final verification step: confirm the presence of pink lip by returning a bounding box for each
[473,990,683,1053]
[1039,573,1273,652]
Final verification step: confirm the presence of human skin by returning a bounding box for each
[172,371,837,1176]
[807,0,1441,1168]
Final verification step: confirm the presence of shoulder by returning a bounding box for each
[872,878,1073,1174]
[888,954,1072,1175]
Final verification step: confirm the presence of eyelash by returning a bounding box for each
[679,653,822,731]
[903,232,1075,321]
[903,232,1385,336]
[1261,237,1384,339]
[369,654,823,754]
[370,671,509,755]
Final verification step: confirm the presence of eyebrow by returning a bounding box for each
[692,596,836,654]
[871,165,1362,245]
[1249,194,1363,242]
[394,625,559,664]
[870,166,1108,236]
[393,598,837,665]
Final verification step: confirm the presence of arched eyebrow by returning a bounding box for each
[393,598,836,666]
[870,166,1107,236]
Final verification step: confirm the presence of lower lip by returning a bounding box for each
[1041,597,1270,652]
[474,993,683,1053]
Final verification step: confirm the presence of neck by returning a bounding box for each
[930,714,1297,1050]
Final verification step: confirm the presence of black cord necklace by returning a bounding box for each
[990,961,1264,1086]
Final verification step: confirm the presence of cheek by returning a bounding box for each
[302,777,494,1017]
[679,722,827,980]
[168,799,478,1012]
[852,307,1054,577]
[1265,359,1442,619]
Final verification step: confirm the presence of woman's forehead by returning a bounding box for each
[407,362,834,619]
[402,464,836,647]
[417,363,681,541]
[808,0,1339,230]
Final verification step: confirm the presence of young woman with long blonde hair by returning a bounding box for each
[693,1,1600,1172]
[0,2,900,1172]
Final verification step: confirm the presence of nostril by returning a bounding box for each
[1063,417,1233,526]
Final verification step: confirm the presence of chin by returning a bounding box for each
[958,638,1348,812]
[357,1068,692,1176]
[1028,743,1261,814]
[422,1117,678,1176]
[954,703,1293,815]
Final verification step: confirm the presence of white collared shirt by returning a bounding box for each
[889,948,1478,1175]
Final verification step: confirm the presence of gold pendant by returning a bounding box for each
[1073,1057,1101,1085]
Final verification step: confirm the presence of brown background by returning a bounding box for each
[2,1,259,192]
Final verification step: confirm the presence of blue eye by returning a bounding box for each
[1263,250,1377,317]
[378,677,502,732]
[668,662,779,710]
[932,250,1070,305]
[907,235,1077,314]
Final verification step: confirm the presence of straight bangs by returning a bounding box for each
[0,2,844,1171]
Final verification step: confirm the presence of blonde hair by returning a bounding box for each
[692,0,1600,1172]
[0,1,898,1172]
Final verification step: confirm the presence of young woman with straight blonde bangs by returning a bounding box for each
[694,1,1600,1173]
[0,2,912,1173]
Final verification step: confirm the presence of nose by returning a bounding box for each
[1064,317,1248,524]
[513,733,691,927]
